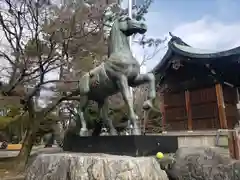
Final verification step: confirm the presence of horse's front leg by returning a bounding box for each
[99,99,118,135]
[117,75,141,135]
[131,73,156,110]
[77,96,89,136]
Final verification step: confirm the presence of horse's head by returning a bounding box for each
[117,15,147,36]
[103,3,147,40]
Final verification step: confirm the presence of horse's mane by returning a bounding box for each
[102,3,122,40]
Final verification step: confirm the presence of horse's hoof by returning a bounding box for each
[133,129,141,135]
[143,100,153,110]
[110,129,118,136]
[80,128,89,136]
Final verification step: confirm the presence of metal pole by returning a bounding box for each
[128,0,132,45]
[128,0,134,135]
[128,0,133,98]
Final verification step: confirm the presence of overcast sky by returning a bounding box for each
[2,0,240,105]
[41,0,240,103]
[122,0,240,72]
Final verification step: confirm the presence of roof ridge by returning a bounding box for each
[169,32,190,47]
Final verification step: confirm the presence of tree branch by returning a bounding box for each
[42,89,80,116]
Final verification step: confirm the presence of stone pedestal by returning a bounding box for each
[26,153,169,180]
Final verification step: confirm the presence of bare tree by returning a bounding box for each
[0,0,108,170]
[44,0,109,132]
[132,35,166,133]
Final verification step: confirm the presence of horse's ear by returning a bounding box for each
[108,3,122,16]
[112,3,121,11]
[103,3,121,22]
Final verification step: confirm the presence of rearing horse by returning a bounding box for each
[76,4,156,136]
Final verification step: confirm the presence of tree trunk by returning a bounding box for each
[15,107,40,170]
[15,126,37,170]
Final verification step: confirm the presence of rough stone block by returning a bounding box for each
[26,153,169,180]
[158,147,240,180]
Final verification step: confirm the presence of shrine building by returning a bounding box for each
[152,34,240,132]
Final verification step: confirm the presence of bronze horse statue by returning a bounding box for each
[76,4,156,136]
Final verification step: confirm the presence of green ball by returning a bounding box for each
[156,152,164,159]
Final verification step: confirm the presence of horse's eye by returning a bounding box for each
[119,16,130,21]
[119,17,124,21]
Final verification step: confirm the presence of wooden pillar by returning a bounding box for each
[215,83,228,129]
[185,90,193,131]
[230,131,240,159]
[159,93,166,132]
[215,84,238,158]
[235,131,240,160]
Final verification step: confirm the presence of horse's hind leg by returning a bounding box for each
[92,120,103,136]
[117,75,141,135]
[99,99,118,135]
[131,73,156,109]
[78,96,89,136]
[52,122,64,147]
